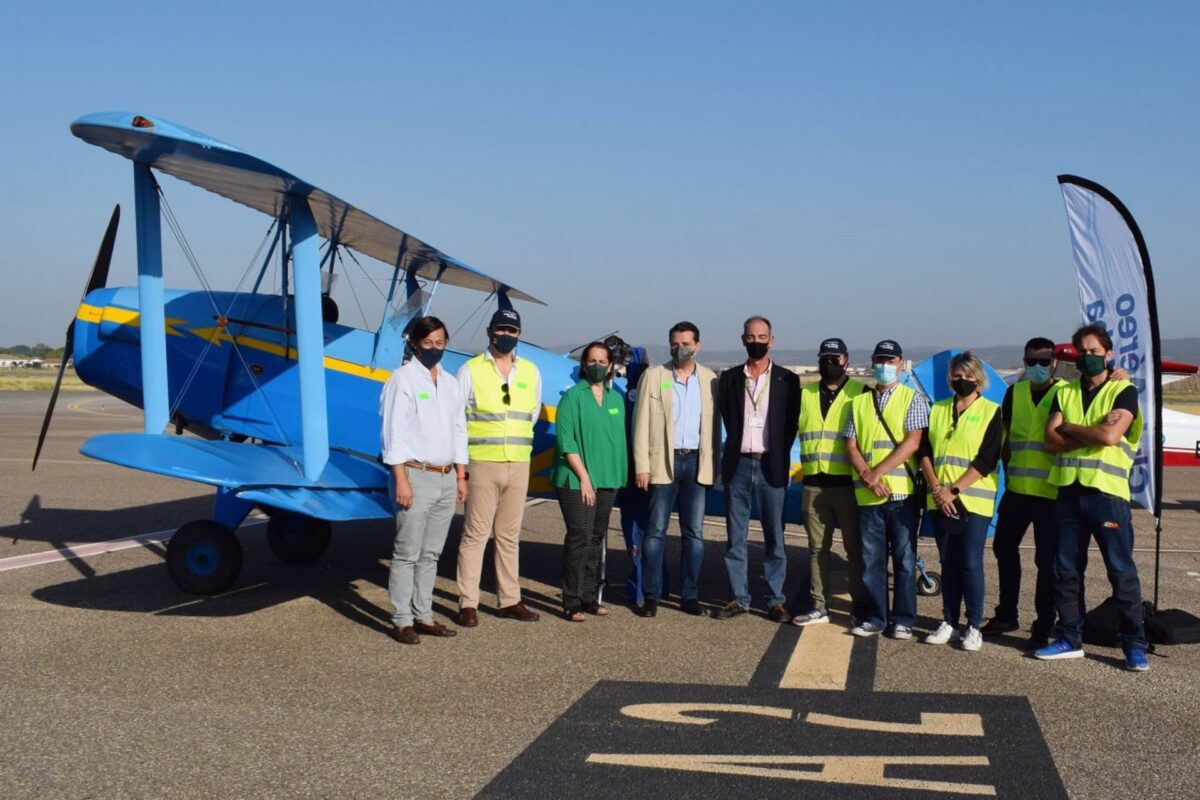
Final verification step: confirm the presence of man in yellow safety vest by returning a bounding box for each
[454,308,543,627]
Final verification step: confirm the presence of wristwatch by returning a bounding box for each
[950,486,960,496]
[458,472,470,481]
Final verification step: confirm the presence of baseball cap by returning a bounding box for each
[872,339,903,359]
[489,308,522,330]
[818,338,848,357]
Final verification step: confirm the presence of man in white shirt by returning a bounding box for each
[380,316,469,644]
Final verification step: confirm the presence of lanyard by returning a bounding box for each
[745,374,768,413]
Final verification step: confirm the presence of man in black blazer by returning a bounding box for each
[713,316,801,622]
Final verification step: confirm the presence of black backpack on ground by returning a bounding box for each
[1083,597,1200,646]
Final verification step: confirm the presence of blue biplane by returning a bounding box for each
[38,111,1006,598]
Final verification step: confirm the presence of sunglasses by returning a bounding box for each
[501,382,511,405]
[1024,358,1053,367]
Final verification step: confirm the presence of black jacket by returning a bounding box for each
[717,362,801,487]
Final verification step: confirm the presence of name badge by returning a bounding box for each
[660,381,673,389]
[608,407,620,415]
[417,392,431,400]
[749,417,765,429]
[516,381,529,389]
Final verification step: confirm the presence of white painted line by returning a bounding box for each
[0,518,267,573]
[0,457,93,465]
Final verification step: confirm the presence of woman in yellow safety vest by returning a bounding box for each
[918,352,1004,653]
[553,341,628,621]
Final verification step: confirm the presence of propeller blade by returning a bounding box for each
[31,328,73,472]
[86,204,120,296]
[32,204,120,471]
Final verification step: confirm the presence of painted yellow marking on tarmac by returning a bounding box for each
[65,400,139,419]
[806,711,984,737]
[585,754,995,795]
[779,621,855,690]
[620,703,792,726]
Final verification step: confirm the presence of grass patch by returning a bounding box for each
[0,369,95,392]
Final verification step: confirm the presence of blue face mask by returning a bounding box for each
[1025,364,1052,384]
[873,363,898,385]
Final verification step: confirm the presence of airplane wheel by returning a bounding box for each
[166,520,242,595]
[266,512,332,564]
[917,570,942,597]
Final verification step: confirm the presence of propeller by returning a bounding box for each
[32,204,120,471]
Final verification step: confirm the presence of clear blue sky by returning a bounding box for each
[2,1,1197,353]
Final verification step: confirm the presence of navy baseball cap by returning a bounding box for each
[818,338,848,357]
[489,308,522,330]
[872,339,903,359]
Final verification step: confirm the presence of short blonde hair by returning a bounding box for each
[947,351,988,391]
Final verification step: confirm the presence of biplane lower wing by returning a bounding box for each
[80,433,393,521]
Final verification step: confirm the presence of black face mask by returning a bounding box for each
[490,333,518,355]
[414,346,444,369]
[1075,354,1107,377]
[951,378,978,397]
[818,359,845,381]
[744,341,769,360]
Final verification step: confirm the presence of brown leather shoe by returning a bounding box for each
[389,625,420,645]
[414,620,458,637]
[498,602,540,622]
[458,607,479,628]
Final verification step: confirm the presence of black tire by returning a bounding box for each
[166,520,242,595]
[266,511,332,564]
[917,570,942,597]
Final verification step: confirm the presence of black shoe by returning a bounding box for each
[711,601,748,620]
[636,600,658,618]
[980,618,1020,636]
[679,598,705,616]
[1025,634,1051,651]
[767,604,792,624]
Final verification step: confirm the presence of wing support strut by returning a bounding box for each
[133,162,170,435]
[289,196,330,481]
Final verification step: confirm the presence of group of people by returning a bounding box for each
[380,308,1151,673]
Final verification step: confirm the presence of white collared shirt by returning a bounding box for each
[456,349,542,424]
[380,358,469,466]
[740,360,772,453]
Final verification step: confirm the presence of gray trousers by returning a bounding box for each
[389,468,458,628]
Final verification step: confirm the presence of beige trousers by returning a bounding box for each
[456,460,531,609]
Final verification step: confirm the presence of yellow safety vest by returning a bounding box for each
[1049,379,1143,501]
[1006,379,1065,500]
[927,396,1001,518]
[464,354,538,462]
[799,380,865,478]
[850,384,918,506]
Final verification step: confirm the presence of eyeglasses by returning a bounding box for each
[501,383,511,405]
[1024,358,1053,367]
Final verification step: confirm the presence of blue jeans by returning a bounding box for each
[723,455,788,608]
[643,450,708,603]
[618,486,667,605]
[858,497,918,629]
[1053,485,1147,651]
[933,511,990,630]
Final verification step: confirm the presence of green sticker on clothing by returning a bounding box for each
[418,392,431,400]
[517,381,529,389]
[661,382,673,389]
[608,407,619,415]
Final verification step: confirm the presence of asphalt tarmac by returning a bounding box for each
[2,391,1198,799]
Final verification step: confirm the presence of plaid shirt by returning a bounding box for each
[842,385,929,501]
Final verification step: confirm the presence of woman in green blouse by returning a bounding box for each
[554,341,629,621]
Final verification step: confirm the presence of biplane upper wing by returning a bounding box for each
[70,111,544,305]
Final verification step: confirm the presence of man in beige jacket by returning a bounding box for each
[631,321,720,617]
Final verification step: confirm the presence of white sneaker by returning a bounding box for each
[888,624,913,640]
[923,622,955,645]
[791,609,830,627]
[961,627,983,652]
[851,622,884,637]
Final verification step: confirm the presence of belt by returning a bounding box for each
[404,461,455,474]
[741,452,768,461]
[674,448,696,455]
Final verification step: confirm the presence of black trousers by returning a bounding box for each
[991,490,1056,637]
[557,487,617,613]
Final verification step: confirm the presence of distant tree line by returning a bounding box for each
[1,344,66,359]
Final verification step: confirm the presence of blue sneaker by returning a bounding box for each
[1034,638,1084,660]
[1124,647,1150,672]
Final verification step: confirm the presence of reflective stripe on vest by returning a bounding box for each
[850,384,917,506]
[464,354,538,462]
[1006,379,1064,500]
[927,395,1001,517]
[798,380,865,478]
[1048,379,1143,501]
